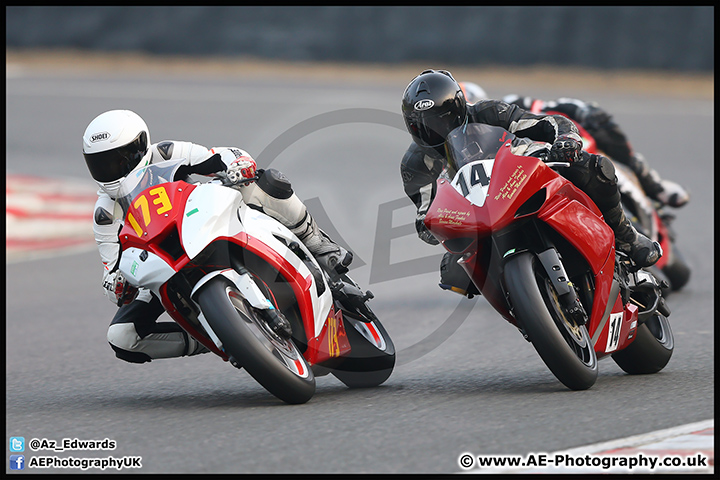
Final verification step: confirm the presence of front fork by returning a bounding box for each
[494,223,588,327]
[190,268,274,310]
[190,267,291,346]
[536,248,588,325]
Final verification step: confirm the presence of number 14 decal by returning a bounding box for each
[456,162,490,197]
[605,312,624,352]
[128,186,173,236]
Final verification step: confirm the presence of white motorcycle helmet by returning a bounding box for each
[458,81,488,105]
[83,110,151,198]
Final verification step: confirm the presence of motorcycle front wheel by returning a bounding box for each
[504,252,598,390]
[196,276,316,404]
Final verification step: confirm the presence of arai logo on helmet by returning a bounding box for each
[414,100,434,111]
[90,132,111,143]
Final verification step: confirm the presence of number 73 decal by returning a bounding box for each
[127,186,173,236]
[451,159,494,207]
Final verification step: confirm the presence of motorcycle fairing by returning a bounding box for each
[305,304,352,365]
[450,159,495,208]
[427,145,615,274]
[119,247,177,292]
[119,180,197,270]
[590,284,639,357]
[651,209,671,270]
[236,202,334,340]
[426,140,624,339]
[180,183,246,260]
[537,183,615,275]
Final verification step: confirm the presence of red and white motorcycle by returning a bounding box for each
[115,160,395,404]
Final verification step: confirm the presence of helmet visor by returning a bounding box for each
[84,131,148,183]
[406,102,466,149]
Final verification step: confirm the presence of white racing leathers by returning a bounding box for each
[95,141,335,363]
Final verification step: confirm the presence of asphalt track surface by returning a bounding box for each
[5,53,714,474]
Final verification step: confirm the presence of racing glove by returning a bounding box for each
[549,132,583,163]
[416,214,440,245]
[102,270,138,306]
[226,155,257,184]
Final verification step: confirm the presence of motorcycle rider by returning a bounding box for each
[401,70,662,297]
[459,81,690,209]
[83,109,352,364]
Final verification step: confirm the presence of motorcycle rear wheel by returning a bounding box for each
[611,313,673,374]
[196,276,316,404]
[504,252,598,390]
[331,310,396,388]
[662,247,692,292]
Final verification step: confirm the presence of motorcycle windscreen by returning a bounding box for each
[445,123,515,173]
[115,159,188,217]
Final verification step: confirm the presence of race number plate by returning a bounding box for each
[451,159,494,207]
[605,312,624,352]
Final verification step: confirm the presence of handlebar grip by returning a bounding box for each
[544,161,572,168]
[221,175,259,187]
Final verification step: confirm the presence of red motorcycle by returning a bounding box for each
[424,124,673,390]
[544,110,691,293]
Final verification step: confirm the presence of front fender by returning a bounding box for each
[191,268,272,311]
[189,268,275,352]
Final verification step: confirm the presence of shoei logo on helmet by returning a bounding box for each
[90,132,111,143]
[414,100,434,111]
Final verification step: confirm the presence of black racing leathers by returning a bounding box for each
[504,95,633,166]
[400,99,578,220]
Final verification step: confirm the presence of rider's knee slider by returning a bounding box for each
[109,343,152,363]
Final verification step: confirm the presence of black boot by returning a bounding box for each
[290,212,353,276]
[604,204,662,267]
[439,252,480,297]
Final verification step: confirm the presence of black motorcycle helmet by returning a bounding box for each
[402,69,468,156]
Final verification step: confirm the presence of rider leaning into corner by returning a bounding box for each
[83,110,353,364]
[400,69,663,298]
[459,81,690,209]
